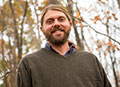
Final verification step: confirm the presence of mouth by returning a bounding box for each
[51,29,65,34]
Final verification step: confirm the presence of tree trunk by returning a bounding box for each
[17,0,42,53]
[67,0,84,50]
[48,0,61,5]
[106,18,119,87]
[117,0,120,8]
[19,1,28,60]
[9,0,18,87]
[1,28,8,87]
[1,3,8,86]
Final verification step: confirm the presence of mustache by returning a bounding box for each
[51,26,65,34]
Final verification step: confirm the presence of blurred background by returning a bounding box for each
[0,0,120,87]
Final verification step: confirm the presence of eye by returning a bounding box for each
[46,19,54,24]
[58,17,65,22]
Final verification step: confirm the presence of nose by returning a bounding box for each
[53,19,60,27]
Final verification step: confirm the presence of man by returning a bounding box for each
[16,4,112,87]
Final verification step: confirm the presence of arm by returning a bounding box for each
[94,56,112,87]
[16,58,32,87]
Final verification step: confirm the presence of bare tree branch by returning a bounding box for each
[0,71,11,80]
[17,0,42,50]
[75,17,120,45]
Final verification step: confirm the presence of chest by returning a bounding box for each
[29,55,102,87]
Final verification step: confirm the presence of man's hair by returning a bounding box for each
[40,4,72,26]
[40,4,79,50]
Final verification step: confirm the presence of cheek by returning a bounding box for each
[61,23,71,30]
[43,25,52,32]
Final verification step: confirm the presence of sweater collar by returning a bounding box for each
[45,43,76,56]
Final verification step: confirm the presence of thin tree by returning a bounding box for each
[67,0,84,50]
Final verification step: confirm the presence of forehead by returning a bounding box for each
[44,10,67,20]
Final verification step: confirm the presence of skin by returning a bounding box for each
[40,10,72,55]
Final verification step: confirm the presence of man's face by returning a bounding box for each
[41,10,72,46]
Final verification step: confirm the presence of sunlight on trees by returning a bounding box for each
[0,0,120,87]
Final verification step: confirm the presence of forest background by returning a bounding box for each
[0,0,120,87]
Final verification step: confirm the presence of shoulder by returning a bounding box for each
[75,50,102,68]
[18,48,46,65]
[75,50,99,62]
[76,50,96,57]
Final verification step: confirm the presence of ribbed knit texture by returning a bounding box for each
[16,48,111,87]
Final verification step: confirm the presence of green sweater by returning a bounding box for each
[16,48,111,87]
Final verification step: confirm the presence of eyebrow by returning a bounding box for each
[46,16,66,20]
[45,17,52,21]
[45,18,54,23]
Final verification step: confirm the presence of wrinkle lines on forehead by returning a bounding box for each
[43,10,69,25]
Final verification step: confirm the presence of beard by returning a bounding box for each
[44,26,70,46]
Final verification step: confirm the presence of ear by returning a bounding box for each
[40,26,43,32]
[70,22,72,27]
[69,22,72,30]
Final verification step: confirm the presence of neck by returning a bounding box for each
[48,41,70,55]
